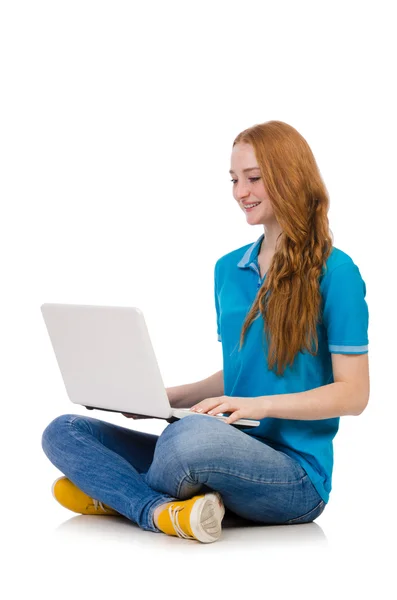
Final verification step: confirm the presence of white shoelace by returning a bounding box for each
[93,499,108,512]
[169,505,195,540]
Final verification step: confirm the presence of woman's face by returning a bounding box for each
[230,143,275,224]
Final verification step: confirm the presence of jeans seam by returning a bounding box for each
[188,467,307,486]
[285,499,325,524]
[68,415,84,427]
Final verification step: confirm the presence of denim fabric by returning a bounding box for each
[42,413,326,533]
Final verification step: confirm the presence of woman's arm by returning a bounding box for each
[167,369,224,409]
[259,380,367,420]
[262,353,370,419]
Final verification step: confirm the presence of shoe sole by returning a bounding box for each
[52,476,81,513]
[189,492,225,543]
[52,476,66,502]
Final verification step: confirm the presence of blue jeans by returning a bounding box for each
[41,413,326,534]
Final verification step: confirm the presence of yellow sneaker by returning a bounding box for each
[52,476,119,516]
[156,492,225,543]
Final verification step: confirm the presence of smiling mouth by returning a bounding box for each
[243,202,261,210]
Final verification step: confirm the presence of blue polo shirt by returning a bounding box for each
[214,233,369,503]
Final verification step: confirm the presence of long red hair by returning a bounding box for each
[234,121,334,376]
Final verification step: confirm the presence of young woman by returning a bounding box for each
[42,120,370,544]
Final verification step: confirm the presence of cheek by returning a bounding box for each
[259,198,272,211]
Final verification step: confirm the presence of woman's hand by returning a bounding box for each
[190,395,267,425]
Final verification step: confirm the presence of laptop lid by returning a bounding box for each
[40,303,173,418]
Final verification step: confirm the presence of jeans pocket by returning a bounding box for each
[284,499,326,525]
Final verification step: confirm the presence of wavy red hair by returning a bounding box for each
[234,121,334,376]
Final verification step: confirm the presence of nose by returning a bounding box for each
[234,180,250,201]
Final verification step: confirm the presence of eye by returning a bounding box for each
[230,177,261,184]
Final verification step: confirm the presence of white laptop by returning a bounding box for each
[40,303,260,429]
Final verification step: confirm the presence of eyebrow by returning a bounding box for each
[229,167,260,174]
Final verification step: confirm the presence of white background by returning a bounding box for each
[1,1,395,598]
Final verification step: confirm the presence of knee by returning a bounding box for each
[157,414,225,461]
[41,414,78,458]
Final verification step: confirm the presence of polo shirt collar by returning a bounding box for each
[237,233,265,269]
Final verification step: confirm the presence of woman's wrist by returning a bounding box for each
[166,385,193,409]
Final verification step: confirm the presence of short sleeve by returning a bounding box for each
[322,262,369,354]
[214,261,221,342]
